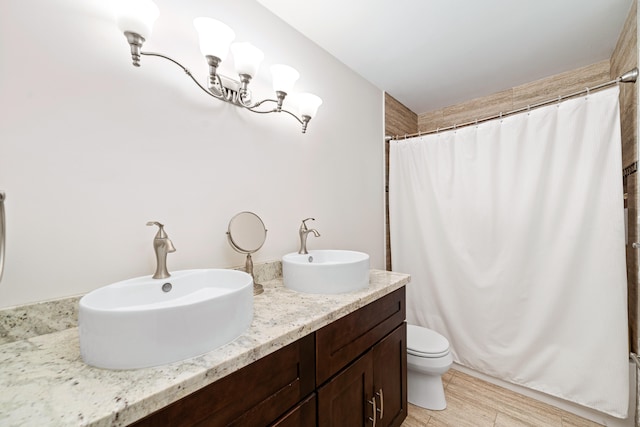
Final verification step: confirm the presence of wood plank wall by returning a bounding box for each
[417,61,611,133]
[385,93,418,138]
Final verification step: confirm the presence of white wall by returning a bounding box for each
[0,0,385,308]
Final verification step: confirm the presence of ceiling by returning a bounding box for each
[256,0,634,114]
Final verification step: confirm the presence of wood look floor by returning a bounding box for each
[401,369,604,427]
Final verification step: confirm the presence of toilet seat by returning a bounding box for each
[407,325,450,358]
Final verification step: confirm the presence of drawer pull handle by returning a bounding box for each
[376,388,384,419]
[368,397,377,427]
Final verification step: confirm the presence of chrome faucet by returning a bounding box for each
[146,221,176,279]
[298,218,320,254]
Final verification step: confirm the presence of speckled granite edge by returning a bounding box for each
[0,261,282,345]
[0,295,81,345]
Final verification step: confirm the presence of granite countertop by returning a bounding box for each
[0,267,410,427]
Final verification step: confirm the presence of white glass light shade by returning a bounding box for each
[230,42,264,78]
[297,93,323,118]
[116,0,160,39]
[193,18,236,61]
[270,64,300,94]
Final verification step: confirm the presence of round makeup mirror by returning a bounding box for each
[227,212,267,295]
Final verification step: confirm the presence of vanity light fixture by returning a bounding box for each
[115,0,322,133]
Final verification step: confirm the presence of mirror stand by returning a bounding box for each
[226,212,268,296]
[244,253,263,295]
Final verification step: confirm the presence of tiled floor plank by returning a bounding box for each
[448,371,563,426]
[494,412,545,427]
[400,368,604,427]
[425,417,453,426]
[401,410,431,426]
[560,414,607,427]
[416,387,497,427]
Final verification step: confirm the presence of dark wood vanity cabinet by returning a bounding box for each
[317,287,407,427]
[129,287,406,427]
[372,325,408,427]
[317,325,406,427]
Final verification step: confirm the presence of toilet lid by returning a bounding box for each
[407,324,450,358]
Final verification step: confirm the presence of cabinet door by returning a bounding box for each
[317,352,375,427]
[373,323,407,427]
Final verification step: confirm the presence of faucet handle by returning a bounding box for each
[301,218,315,230]
[147,221,168,238]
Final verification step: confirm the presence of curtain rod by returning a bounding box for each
[386,67,639,142]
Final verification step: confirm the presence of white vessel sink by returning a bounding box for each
[282,250,370,294]
[79,269,253,370]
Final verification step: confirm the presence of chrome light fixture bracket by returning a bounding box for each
[301,115,311,133]
[202,56,253,105]
[125,31,145,67]
[205,55,221,88]
[208,74,253,105]
[121,29,319,133]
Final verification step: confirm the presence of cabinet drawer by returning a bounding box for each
[271,393,316,427]
[130,334,315,427]
[316,287,405,385]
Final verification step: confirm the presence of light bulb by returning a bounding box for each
[193,17,235,61]
[297,93,323,118]
[116,0,160,39]
[230,42,264,78]
[270,64,300,94]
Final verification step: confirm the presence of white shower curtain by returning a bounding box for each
[389,87,628,417]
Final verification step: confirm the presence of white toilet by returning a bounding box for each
[406,324,453,410]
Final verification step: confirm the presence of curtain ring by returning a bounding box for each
[404,133,407,139]
[585,87,590,99]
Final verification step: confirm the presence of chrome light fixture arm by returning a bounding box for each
[140,51,228,102]
[132,49,313,133]
[242,104,310,132]
[244,98,297,117]
[242,97,311,131]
